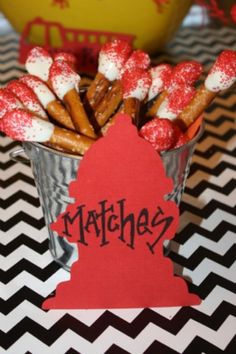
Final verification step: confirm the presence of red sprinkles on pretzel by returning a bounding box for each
[26,46,52,63]
[25,47,53,81]
[0,99,7,119]
[7,81,47,119]
[50,60,78,79]
[54,52,78,70]
[148,64,173,101]
[100,39,132,65]
[0,88,23,115]
[20,74,56,109]
[205,50,236,92]
[20,74,46,89]
[54,52,77,64]
[2,108,54,142]
[49,60,80,99]
[123,49,151,73]
[168,84,196,114]
[155,64,173,90]
[170,61,203,86]
[210,50,236,78]
[122,68,151,100]
[2,109,33,140]
[140,118,176,152]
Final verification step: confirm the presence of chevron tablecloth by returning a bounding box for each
[0,27,236,354]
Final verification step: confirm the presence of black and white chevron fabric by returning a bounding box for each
[0,27,236,354]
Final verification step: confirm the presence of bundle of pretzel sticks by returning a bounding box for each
[0,40,236,154]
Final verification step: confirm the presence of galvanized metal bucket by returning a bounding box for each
[10,123,204,271]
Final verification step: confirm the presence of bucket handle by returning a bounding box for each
[9,148,30,165]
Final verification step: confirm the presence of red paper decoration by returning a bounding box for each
[19,17,135,73]
[43,114,200,309]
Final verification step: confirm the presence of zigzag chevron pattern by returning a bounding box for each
[0,26,236,353]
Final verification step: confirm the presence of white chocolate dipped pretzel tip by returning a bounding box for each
[122,68,151,100]
[7,80,47,119]
[2,108,94,155]
[0,99,5,121]
[54,52,78,70]
[157,84,196,121]
[176,50,236,129]
[119,49,151,80]
[98,39,132,81]
[49,60,80,100]
[205,50,236,92]
[20,75,56,108]
[86,40,131,110]
[0,88,23,118]
[25,46,53,82]
[54,52,77,63]
[148,60,203,119]
[49,60,96,138]
[170,61,202,86]
[148,64,172,101]
[120,68,151,122]
[2,109,54,142]
[20,74,76,131]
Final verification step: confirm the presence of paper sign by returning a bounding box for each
[43,114,200,309]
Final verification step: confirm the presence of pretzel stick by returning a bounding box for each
[0,88,23,135]
[121,68,151,124]
[0,91,80,153]
[2,109,94,156]
[49,61,97,138]
[95,80,123,127]
[157,84,196,122]
[50,126,93,155]
[101,68,151,134]
[99,102,124,136]
[146,64,172,116]
[147,61,202,118]
[86,40,132,110]
[177,85,215,128]
[86,72,111,110]
[147,91,168,117]
[177,50,236,128]
[123,98,140,122]
[95,49,150,125]
[64,88,97,138]
[0,88,23,119]
[7,80,48,120]
[20,75,76,130]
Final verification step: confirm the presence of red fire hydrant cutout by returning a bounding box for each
[43,114,200,309]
